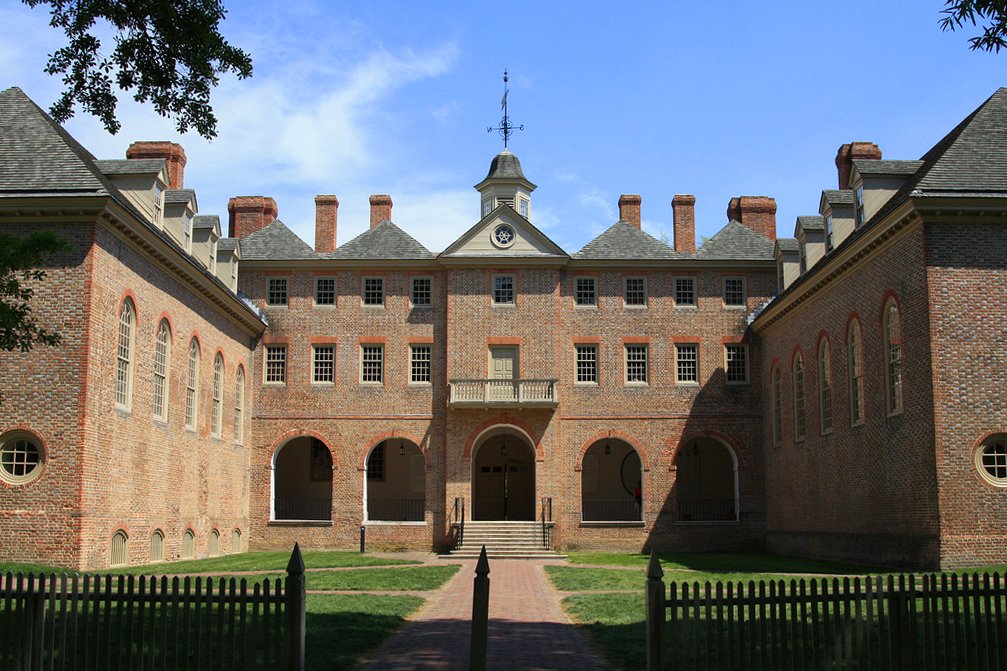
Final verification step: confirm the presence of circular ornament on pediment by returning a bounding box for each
[491,224,516,249]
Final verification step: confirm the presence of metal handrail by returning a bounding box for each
[540,496,552,547]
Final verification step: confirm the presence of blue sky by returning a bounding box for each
[2,1,1005,253]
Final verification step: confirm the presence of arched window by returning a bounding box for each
[209,529,219,556]
[234,366,245,444]
[110,530,128,567]
[115,298,136,409]
[771,365,782,447]
[819,338,833,434]
[185,338,200,430]
[848,319,865,425]
[211,353,223,438]
[182,529,195,559]
[231,528,242,553]
[793,353,806,442]
[883,299,903,414]
[153,319,171,421]
[150,530,165,562]
[366,439,426,522]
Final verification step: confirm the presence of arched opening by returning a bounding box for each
[472,429,535,521]
[581,439,643,521]
[365,439,426,522]
[271,436,333,521]
[674,437,739,522]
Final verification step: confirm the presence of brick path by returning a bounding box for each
[360,559,605,670]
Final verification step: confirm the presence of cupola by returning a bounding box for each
[474,149,537,220]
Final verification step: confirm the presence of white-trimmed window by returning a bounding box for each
[0,431,44,485]
[230,262,238,292]
[411,277,432,307]
[883,299,904,415]
[232,528,242,553]
[723,277,746,307]
[183,213,192,252]
[676,344,699,384]
[150,530,165,562]
[153,319,171,421]
[976,436,1007,487]
[825,214,835,251]
[361,345,384,383]
[267,277,288,306]
[793,354,806,442]
[362,277,384,306]
[410,345,432,383]
[265,346,286,384]
[110,530,128,567]
[575,345,598,384]
[211,354,223,438]
[725,345,749,384]
[575,278,597,307]
[625,345,648,384]
[152,182,164,227]
[493,275,515,305]
[674,277,696,306]
[855,185,866,227]
[771,366,782,447]
[182,530,195,559]
[185,338,200,431]
[848,320,865,426]
[314,277,336,306]
[234,366,245,444]
[819,340,833,434]
[624,277,646,307]
[209,240,217,274]
[115,298,136,409]
[313,345,335,384]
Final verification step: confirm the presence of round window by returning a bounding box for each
[975,437,1007,487]
[491,224,516,249]
[0,432,44,485]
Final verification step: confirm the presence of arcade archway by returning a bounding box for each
[472,430,536,521]
[271,436,333,521]
[674,437,739,522]
[365,439,426,522]
[581,438,643,521]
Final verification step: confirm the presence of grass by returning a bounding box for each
[565,551,884,575]
[306,565,459,591]
[563,592,645,671]
[306,593,423,671]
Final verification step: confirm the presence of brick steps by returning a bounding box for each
[440,521,565,560]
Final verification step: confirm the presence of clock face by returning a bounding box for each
[492,224,516,249]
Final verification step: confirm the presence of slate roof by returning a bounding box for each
[852,159,923,176]
[329,221,435,260]
[694,221,775,261]
[95,158,166,175]
[776,238,799,253]
[821,190,854,205]
[484,149,528,181]
[193,214,219,230]
[217,238,239,252]
[796,215,825,232]
[164,189,196,205]
[241,221,319,260]
[574,221,683,260]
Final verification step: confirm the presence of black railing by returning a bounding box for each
[367,498,425,522]
[274,496,331,521]
[453,497,465,548]
[582,498,641,522]
[540,497,552,547]
[675,497,736,522]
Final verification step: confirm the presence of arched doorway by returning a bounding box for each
[581,438,643,521]
[674,437,738,522]
[472,430,535,520]
[272,437,332,521]
[365,439,426,521]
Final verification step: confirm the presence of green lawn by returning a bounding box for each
[306,594,423,671]
[307,565,459,591]
[565,551,883,575]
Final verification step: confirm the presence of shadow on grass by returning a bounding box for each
[306,594,422,670]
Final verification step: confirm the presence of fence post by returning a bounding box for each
[886,577,906,671]
[29,573,46,671]
[470,546,490,671]
[646,551,665,671]
[286,543,306,671]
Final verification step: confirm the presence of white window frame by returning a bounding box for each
[976,437,1007,487]
[723,277,746,308]
[575,277,597,307]
[624,344,649,385]
[361,345,384,384]
[115,298,136,410]
[855,184,866,227]
[152,182,164,227]
[314,277,337,307]
[793,354,806,442]
[209,240,217,274]
[848,320,865,426]
[266,277,288,306]
[362,277,385,307]
[674,276,697,307]
[819,340,833,434]
[492,274,515,306]
[883,299,904,416]
[675,343,699,384]
[185,338,200,431]
[624,277,647,307]
[825,214,835,251]
[410,277,432,308]
[725,344,749,385]
[153,319,171,422]
[264,345,287,385]
[575,344,598,384]
[211,353,223,439]
[234,367,245,445]
[183,212,193,253]
[312,345,335,384]
[410,345,432,384]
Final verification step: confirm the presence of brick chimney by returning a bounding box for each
[672,194,696,254]
[835,142,882,190]
[227,196,278,239]
[727,196,776,241]
[314,195,339,253]
[126,141,187,189]
[369,195,392,228]
[619,194,642,229]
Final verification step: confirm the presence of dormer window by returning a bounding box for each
[209,240,217,273]
[799,241,808,274]
[183,213,192,252]
[152,182,164,227]
[825,214,834,252]
[854,185,865,227]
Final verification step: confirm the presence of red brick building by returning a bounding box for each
[2,85,1006,569]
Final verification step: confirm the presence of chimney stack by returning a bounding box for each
[126,141,187,189]
[727,196,777,241]
[835,142,882,190]
[369,195,392,228]
[227,196,278,239]
[619,194,642,229]
[314,195,339,253]
[672,194,696,254]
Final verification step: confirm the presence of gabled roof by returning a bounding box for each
[329,220,435,260]
[241,221,319,260]
[193,215,220,235]
[694,221,775,261]
[95,158,167,176]
[441,204,566,258]
[821,190,854,206]
[852,159,923,176]
[775,238,799,254]
[575,221,682,260]
[217,238,240,254]
[795,215,824,236]
[165,189,196,206]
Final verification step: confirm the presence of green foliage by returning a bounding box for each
[23,0,253,139]
[0,231,67,352]
[941,0,1007,52]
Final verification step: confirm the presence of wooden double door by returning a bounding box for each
[472,434,535,520]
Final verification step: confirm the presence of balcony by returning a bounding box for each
[449,379,558,408]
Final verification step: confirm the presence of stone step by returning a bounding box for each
[439,551,567,560]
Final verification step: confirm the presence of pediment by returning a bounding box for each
[440,205,567,258]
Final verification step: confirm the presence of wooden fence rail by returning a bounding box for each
[0,544,306,671]
[645,553,1007,671]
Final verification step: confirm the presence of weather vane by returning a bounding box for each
[487,69,523,149]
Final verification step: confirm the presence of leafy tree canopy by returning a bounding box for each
[0,232,69,352]
[941,0,1007,52]
[24,0,253,139]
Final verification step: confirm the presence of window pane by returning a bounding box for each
[575,278,596,306]
[626,345,648,383]
[265,346,286,383]
[724,278,745,306]
[313,346,334,383]
[675,278,696,306]
[363,278,384,305]
[411,278,432,306]
[267,278,288,305]
[676,344,698,383]
[411,345,431,383]
[493,276,514,304]
[624,278,646,306]
[576,345,598,383]
[315,278,336,305]
[362,346,383,383]
[726,345,747,383]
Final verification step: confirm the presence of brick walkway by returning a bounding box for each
[361,559,605,670]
